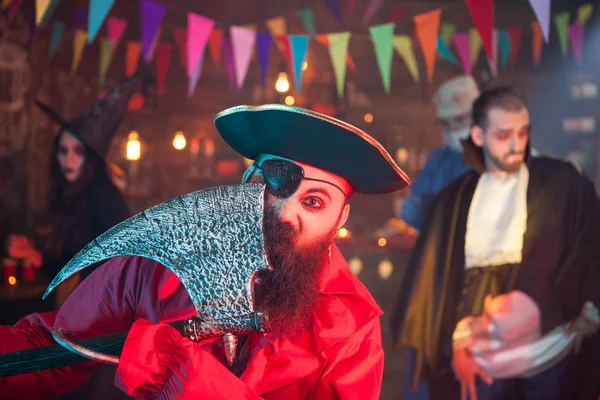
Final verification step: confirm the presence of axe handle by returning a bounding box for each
[0,320,186,377]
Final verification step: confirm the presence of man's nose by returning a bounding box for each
[278,202,299,228]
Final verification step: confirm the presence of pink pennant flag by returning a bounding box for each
[347,0,357,15]
[188,50,205,97]
[487,30,499,76]
[569,23,584,66]
[453,32,471,75]
[362,0,383,26]
[187,13,214,84]
[107,17,127,51]
[230,26,256,88]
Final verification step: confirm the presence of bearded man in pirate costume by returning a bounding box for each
[391,86,600,400]
[0,105,411,399]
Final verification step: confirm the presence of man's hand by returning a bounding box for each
[452,349,493,400]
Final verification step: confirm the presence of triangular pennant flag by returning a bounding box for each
[554,12,570,59]
[289,35,310,92]
[266,16,286,53]
[323,0,342,22]
[140,0,167,62]
[277,36,294,74]
[528,0,550,42]
[36,0,51,25]
[440,23,457,44]
[507,25,522,68]
[363,0,383,27]
[453,32,472,75]
[393,35,419,82]
[438,37,458,63]
[156,43,172,95]
[569,23,584,65]
[231,26,257,89]
[74,5,87,30]
[469,28,483,66]
[188,49,206,96]
[414,9,441,83]
[7,0,23,26]
[369,23,395,93]
[88,0,116,43]
[577,4,593,24]
[71,30,87,75]
[256,32,273,86]
[107,17,127,51]
[223,39,236,89]
[531,21,544,65]
[126,41,143,77]
[347,0,357,15]
[499,30,511,69]
[174,28,187,65]
[315,34,356,71]
[48,21,65,62]
[327,32,351,98]
[389,6,403,23]
[297,7,317,36]
[464,0,495,63]
[40,0,61,27]
[187,13,215,93]
[99,38,113,87]
[487,30,499,76]
[209,28,224,65]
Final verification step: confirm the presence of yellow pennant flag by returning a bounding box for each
[71,30,87,75]
[577,4,593,24]
[36,0,51,25]
[393,35,419,82]
[469,27,482,67]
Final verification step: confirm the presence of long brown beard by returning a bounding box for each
[254,198,333,337]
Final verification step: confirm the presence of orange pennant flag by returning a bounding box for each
[315,34,356,71]
[531,21,543,66]
[414,9,441,82]
[209,28,224,65]
[126,41,143,77]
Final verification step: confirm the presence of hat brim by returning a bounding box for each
[35,101,72,131]
[214,105,411,194]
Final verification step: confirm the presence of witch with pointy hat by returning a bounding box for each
[7,75,139,310]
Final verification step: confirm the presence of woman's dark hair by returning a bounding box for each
[472,86,527,130]
[46,131,110,257]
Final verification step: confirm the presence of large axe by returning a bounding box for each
[0,183,271,377]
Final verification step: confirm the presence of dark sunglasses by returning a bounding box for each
[257,159,347,199]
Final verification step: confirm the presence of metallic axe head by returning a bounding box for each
[44,183,271,337]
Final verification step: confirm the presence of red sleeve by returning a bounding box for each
[312,315,384,400]
[0,256,167,399]
[115,319,264,400]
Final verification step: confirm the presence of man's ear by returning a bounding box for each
[336,203,351,231]
[471,126,484,147]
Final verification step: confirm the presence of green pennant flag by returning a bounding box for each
[297,6,316,36]
[554,12,570,58]
[369,23,395,94]
[327,32,351,98]
[48,21,65,62]
[440,23,456,44]
[99,38,113,87]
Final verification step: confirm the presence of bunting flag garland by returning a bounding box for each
[187,13,215,95]
[464,0,495,63]
[507,25,522,68]
[48,21,65,62]
[71,29,88,75]
[554,12,570,58]
[532,21,544,65]
[576,3,593,24]
[36,0,51,25]
[437,37,458,63]
[88,0,116,43]
[209,29,224,65]
[486,30,499,76]
[453,32,471,75]
[256,32,273,86]
[362,0,383,27]
[315,35,356,70]
[393,35,419,82]
[231,26,257,88]
[140,0,167,61]
[369,23,395,93]
[289,35,310,92]
[107,17,127,51]
[499,30,511,69]
[74,6,87,31]
[528,0,551,42]
[297,7,317,36]
[323,0,342,23]
[414,9,441,82]
[126,41,143,77]
[469,28,483,66]
[266,16,286,54]
[156,43,172,95]
[222,38,236,89]
[40,0,61,27]
[99,37,113,87]
[569,23,584,65]
[389,7,403,23]
[327,32,351,98]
